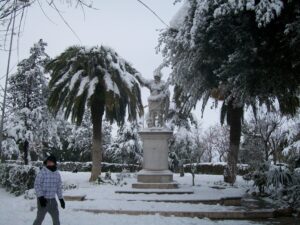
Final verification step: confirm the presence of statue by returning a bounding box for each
[132,65,177,190]
[135,67,170,128]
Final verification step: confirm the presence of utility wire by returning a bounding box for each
[136,0,169,28]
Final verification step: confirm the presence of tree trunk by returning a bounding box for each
[224,101,243,184]
[24,140,29,165]
[89,101,104,182]
[264,141,269,162]
[265,149,269,162]
[273,152,277,165]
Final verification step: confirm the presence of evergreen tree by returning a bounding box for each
[108,122,142,164]
[47,112,75,162]
[283,115,300,168]
[167,102,204,165]
[102,120,112,162]
[159,0,300,183]
[68,110,92,162]
[169,126,197,164]
[3,39,58,164]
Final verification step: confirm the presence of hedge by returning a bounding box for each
[5,160,141,173]
[0,163,39,196]
[183,163,250,175]
[1,161,140,196]
[3,160,249,178]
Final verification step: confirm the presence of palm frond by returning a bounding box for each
[47,45,143,126]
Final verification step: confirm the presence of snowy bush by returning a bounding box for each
[183,163,249,175]
[116,169,131,181]
[5,160,141,173]
[24,189,36,200]
[0,164,39,196]
[62,183,78,191]
[107,122,142,165]
[249,162,300,207]
[252,169,268,194]
[267,165,294,189]
[284,185,300,209]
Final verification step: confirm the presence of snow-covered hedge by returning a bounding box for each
[247,163,300,209]
[5,160,141,173]
[0,163,39,196]
[183,163,250,175]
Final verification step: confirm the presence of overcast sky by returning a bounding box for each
[0,0,220,129]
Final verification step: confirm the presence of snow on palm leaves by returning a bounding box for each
[47,46,143,125]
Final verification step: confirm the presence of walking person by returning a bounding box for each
[33,155,65,225]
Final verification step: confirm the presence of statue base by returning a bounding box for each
[132,128,178,189]
[133,169,178,189]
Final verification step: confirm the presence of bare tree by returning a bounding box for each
[213,125,230,162]
[201,126,215,162]
[200,124,230,163]
[247,110,289,164]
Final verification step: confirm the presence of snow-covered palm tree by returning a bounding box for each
[46,46,143,181]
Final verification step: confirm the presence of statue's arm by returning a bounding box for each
[134,72,151,88]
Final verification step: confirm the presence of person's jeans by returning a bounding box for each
[33,198,60,225]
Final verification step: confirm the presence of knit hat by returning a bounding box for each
[44,155,57,165]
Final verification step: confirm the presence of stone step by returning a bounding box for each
[115,188,193,195]
[64,195,86,201]
[126,197,242,206]
[132,182,178,189]
[73,208,279,220]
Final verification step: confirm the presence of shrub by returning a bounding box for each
[267,165,294,189]
[246,162,300,210]
[183,163,249,175]
[252,163,269,194]
[5,160,141,173]
[285,185,300,209]
[0,163,39,196]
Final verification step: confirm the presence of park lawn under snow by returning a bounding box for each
[59,172,250,212]
[0,172,265,225]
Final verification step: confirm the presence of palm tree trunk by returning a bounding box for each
[224,100,243,184]
[89,101,104,182]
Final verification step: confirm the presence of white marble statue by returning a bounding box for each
[135,67,170,128]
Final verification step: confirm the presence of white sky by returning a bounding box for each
[0,0,220,129]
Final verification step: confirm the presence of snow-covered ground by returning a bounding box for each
[0,172,273,225]
[59,172,250,212]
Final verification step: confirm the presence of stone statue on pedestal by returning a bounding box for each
[134,67,170,128]
[132,65,178,189]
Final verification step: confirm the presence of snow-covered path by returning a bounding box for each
[0,172,272,225]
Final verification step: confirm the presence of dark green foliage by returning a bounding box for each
[184,163,249,176]
[46,46,143,126]
[250,163,299,194]
[267,166,295,189]
[160,0,300,116]
[0,163,38,196]
[251,163,270,194]
[46,45,144,180]
[106,122,142,165]
[160,0,300,184]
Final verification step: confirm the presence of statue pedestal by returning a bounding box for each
[132,128,178,189]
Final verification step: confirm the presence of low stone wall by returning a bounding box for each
[5,160,141,173]
[183,163,250,175]
[0,163,39,196]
